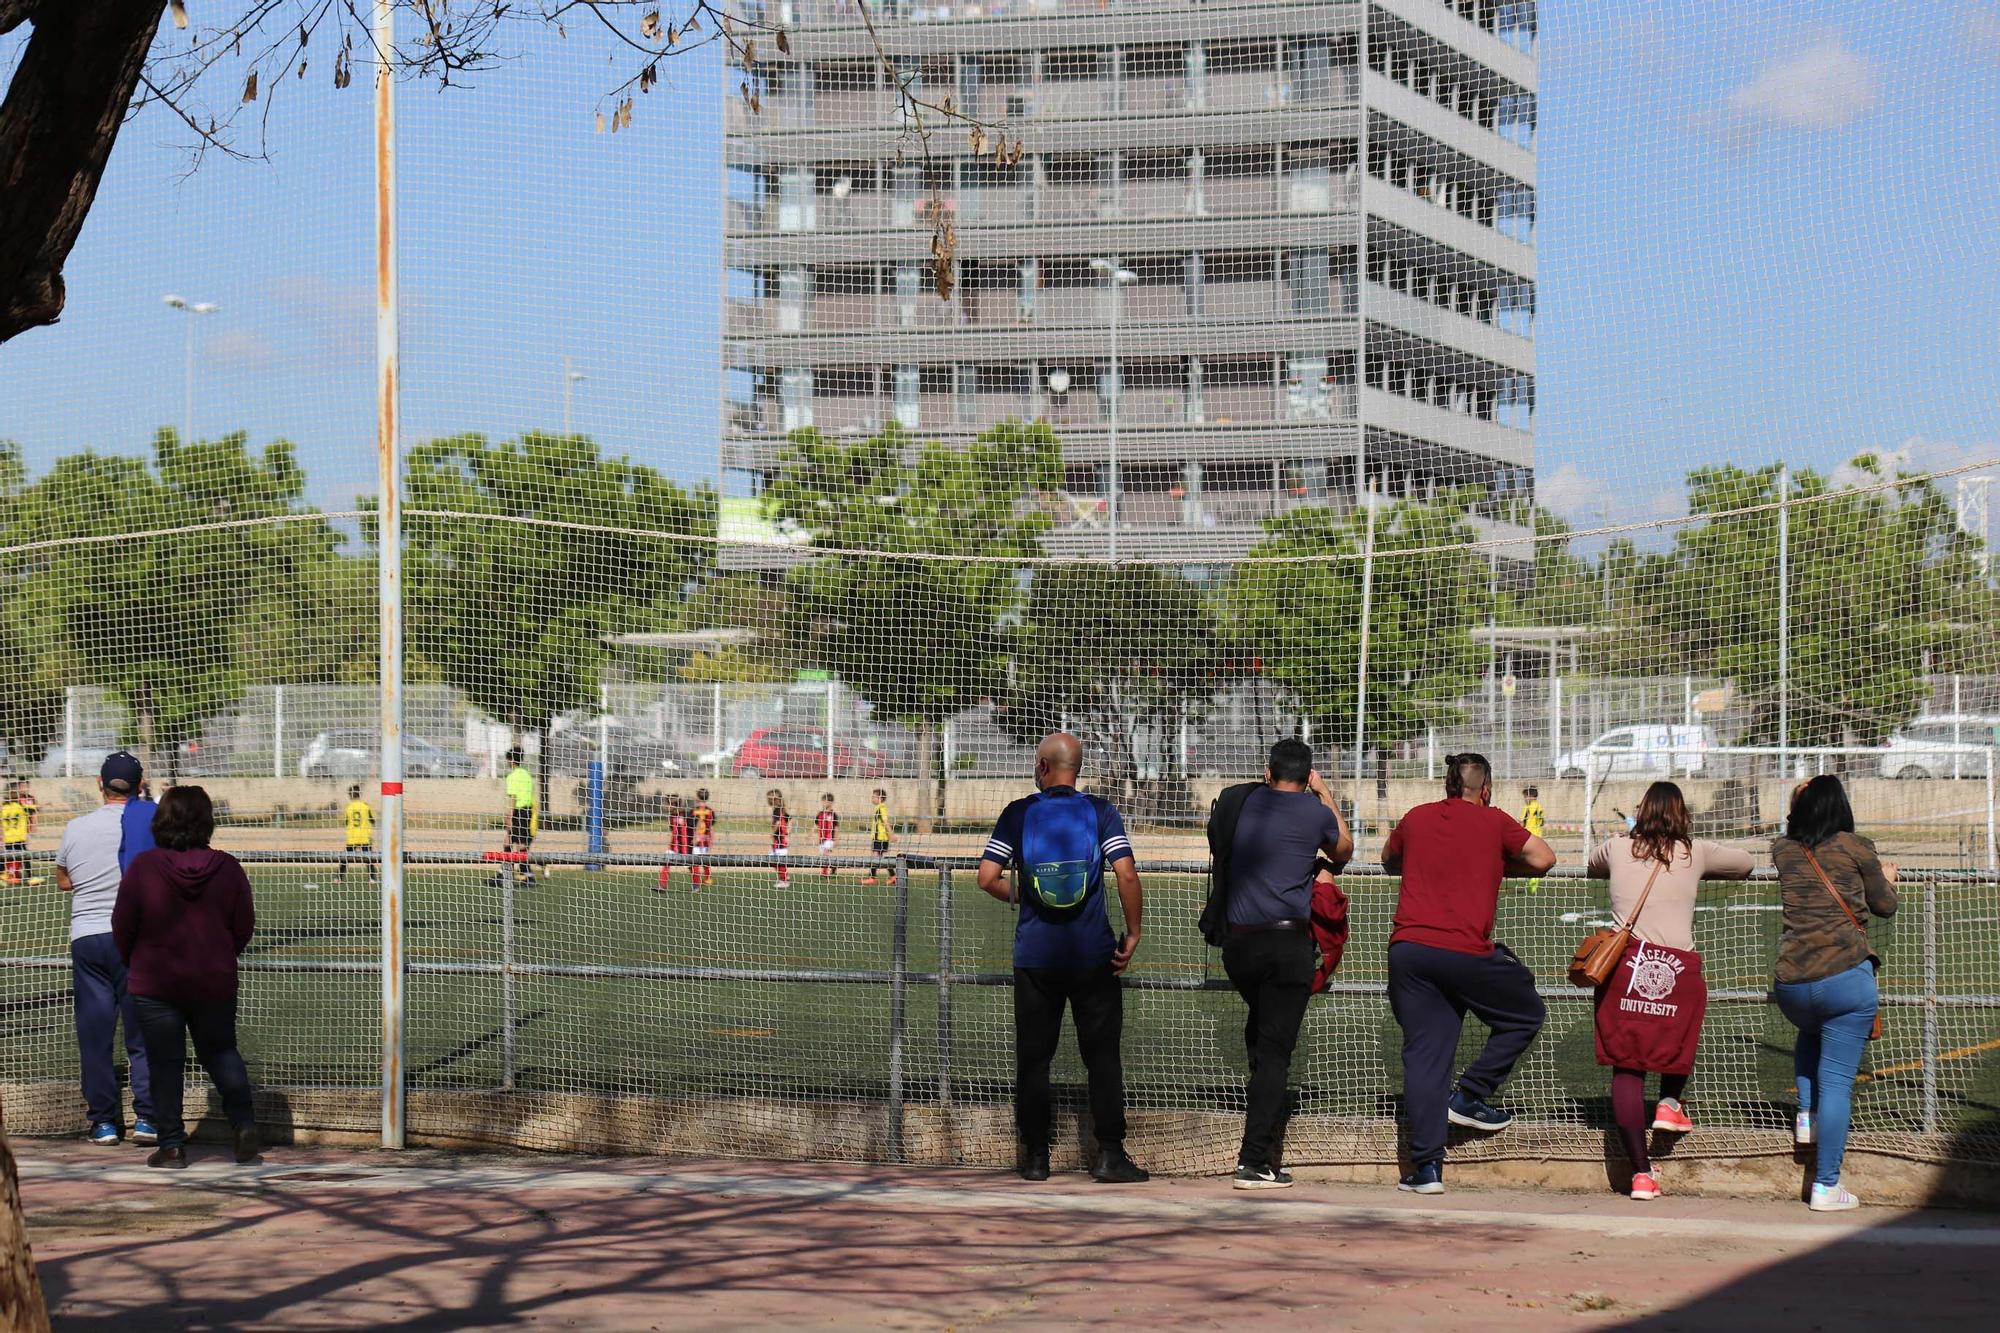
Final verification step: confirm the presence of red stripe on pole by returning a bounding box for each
[381,781,404,796]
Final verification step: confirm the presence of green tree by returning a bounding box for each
[1623,459,1996,746]
[994,564,1225,792]
[1228,496,1489,757]
[400,431,713,805]
[2,429,351,770]
[760,421,1060,802]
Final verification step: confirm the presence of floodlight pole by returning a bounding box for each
[1777,464,1789,783]
[374,0,408,1151]
[1353,479,1378,856]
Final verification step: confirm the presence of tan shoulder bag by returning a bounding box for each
[1568,859,1664,988]
[1801,845,1885,1041]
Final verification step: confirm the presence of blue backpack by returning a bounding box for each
[1020,791,1102,912]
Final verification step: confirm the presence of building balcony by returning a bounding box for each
[1364,282,1532,374]
[725,384,1358,441]
[1360,385,1530,467]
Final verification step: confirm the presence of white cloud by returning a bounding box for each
[1537,462,1685,530]
[1963,8,2000,64]
[206,325,276,373]
[1723,37,1879,132]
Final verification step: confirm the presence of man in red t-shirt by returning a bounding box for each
[1382,752,1556,1195]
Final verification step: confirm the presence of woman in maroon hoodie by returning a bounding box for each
[111,786,258,1168]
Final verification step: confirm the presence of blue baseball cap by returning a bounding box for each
[100,751,143,795]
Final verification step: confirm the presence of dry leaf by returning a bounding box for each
[640,9,661,39]
[620,98,634,129]
[777,29,791,56]
[297,60,307,79]
[298,23,308,47]
[942,93,956,115]
[242,70,258,103]
[969,127,986,155]
[744,39,757,66]
[595,110,606,133]
[667,25,678,45]
[750,92,761,114]
[171,0,188,30]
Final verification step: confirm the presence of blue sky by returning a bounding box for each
[1,3,1997,533]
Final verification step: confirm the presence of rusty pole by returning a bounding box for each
[374,0,407,1150]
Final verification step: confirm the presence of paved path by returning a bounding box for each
[15,1143,1994,1330]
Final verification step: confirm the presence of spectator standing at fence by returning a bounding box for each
[977,732,1148,1185]
[1209,737,1352,1190]
[500,747,536,886]
[864,788,892,886]
[690,789,716,889]
[1771,775,1897,1212]
[1586,781,1754,1200]
[113,786,259,1168]
[1383,752,1555,1195]
[55,752,158,1147]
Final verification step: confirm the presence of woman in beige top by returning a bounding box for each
[1585,781,1754,1200]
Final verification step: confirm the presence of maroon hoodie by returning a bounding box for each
[112,847,256,1003]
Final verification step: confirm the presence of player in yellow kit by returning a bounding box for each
[863,788,892,886]
[340,784,376,884]
[1,786,31,887]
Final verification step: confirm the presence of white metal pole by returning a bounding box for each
[374,0,408,1152]
[598,682,610,772]
[273,684,284,780]
[1954,675,1963,780]
[1353,481,1378,853]
[1583,762,1595,854]
[183,313,196,446]
[63,686,75,779]
[1777,464,1790,782]
[1549,673,1562,774]
[826,680,838,781]
[1682,674,1692,777]
[711,682,723,778]
[1987,748,1996,875]
[564,355,575,438]
[1107,278,1120,563]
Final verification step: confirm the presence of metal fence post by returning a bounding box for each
[1921,877,1939,1135]
[502,858,518,1093]
[887,856,909,1163]
[937,865,953,1113]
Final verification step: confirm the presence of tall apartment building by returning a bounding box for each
[723,0,1536,565]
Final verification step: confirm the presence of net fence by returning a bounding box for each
[2,0,1999,1173]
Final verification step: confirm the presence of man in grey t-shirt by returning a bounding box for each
[1220,738,1351,1189]
[56,752,156,1146]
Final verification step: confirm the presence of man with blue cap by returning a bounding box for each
[54,751,158,1146]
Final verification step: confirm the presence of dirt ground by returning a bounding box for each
[10,1140,1996,1331]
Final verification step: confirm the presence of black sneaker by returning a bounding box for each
[1018,1147,1050,1182]
[1232,1163,1294,1191]
[1091,1147,1149,1184]
[146,1146,188,1170]
[233,1125,261,1164]
[1447,1090,1514,1133]
[1398,1161,1445,1195]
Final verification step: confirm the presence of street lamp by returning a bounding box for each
[161,294,219,445]
[563,356,587,437]
[1089,258,1138,561]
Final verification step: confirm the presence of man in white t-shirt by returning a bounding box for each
[56,752,157,1147]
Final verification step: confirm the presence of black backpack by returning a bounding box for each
[1199,782,1263,947]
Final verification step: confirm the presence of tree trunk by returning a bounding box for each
[0,1096,53,1333]
[0,0,169,344]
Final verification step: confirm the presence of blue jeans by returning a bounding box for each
[1773,962,1878,1187]
[71,934,154,1125]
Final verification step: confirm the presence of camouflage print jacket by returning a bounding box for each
[1770,832,1898,985]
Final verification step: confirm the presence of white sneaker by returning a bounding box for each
[1809,1182,1859,1212]
[1795,1110,1814,1146]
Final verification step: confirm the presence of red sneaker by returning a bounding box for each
[1652,1099,1694,1135]
[1630,1172,1661,1200]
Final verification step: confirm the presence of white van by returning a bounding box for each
[1554,725,1716,780]
[1877,715,2000,779]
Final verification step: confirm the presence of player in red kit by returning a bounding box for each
[659,794,693,892]
[816,792,839,879]
[768,788,791,889]
[689,789,716,888]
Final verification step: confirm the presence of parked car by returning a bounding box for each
[731,727,885,779]
[298,730,480,779]
[544,718,688,778]
[1877,715,2000,779]
[39,734,119,779]
[1554,725,1716,781]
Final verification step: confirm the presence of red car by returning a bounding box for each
[732,727,885,779]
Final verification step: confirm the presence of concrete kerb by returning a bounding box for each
[7,1082,1996,1209]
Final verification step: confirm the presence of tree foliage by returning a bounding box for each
[1229,495,1489,754]
[400,431,713,762]
[760,421,1059,786]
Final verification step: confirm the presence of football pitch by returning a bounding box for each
[4,863,1998,1146]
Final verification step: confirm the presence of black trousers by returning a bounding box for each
[1387,940,1546,1167]
[1014,965,1126,1152]
[1221,929,1316,1170]
[132,995,256,1151]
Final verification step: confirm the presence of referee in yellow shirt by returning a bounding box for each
[504,747,537,885]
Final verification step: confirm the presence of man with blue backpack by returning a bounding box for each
[978,732,1149,1185]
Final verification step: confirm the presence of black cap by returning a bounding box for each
[101,751,143,795]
